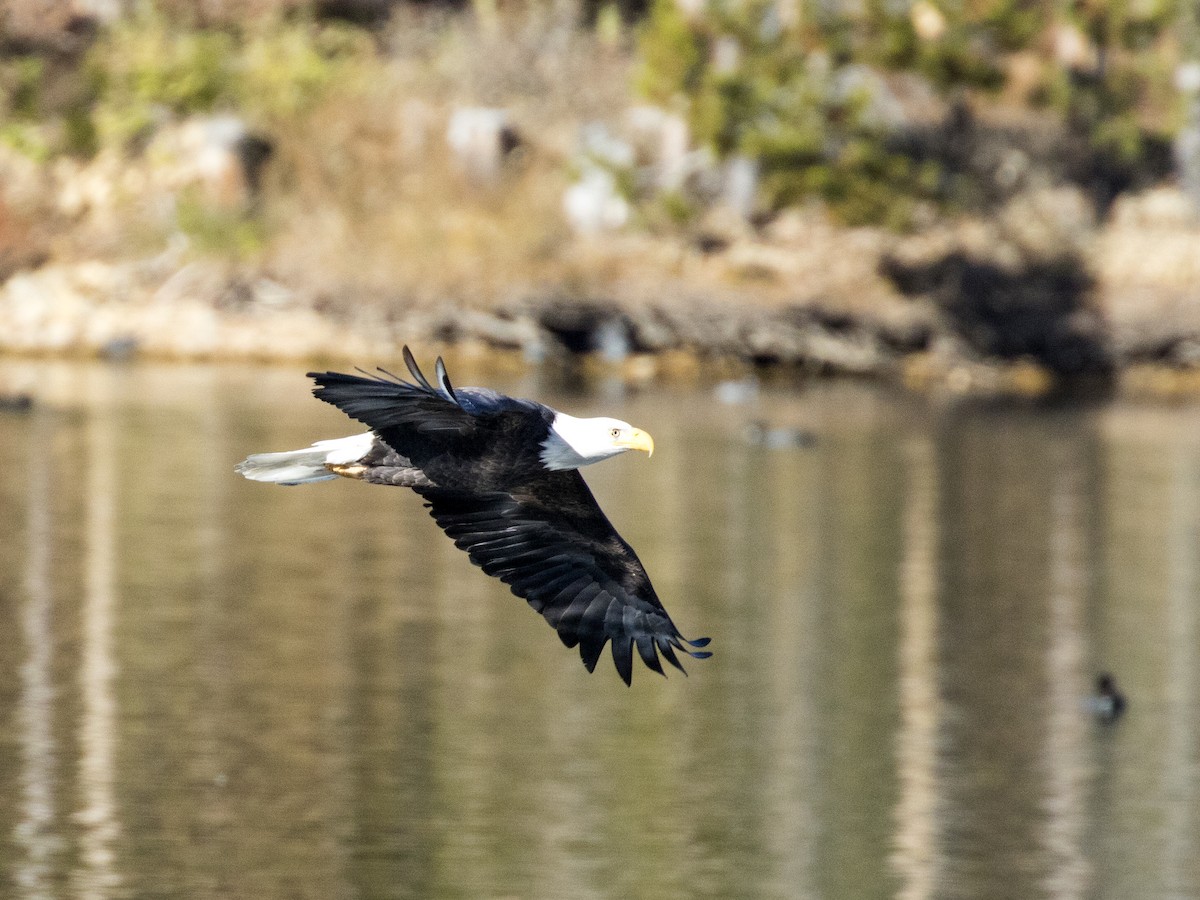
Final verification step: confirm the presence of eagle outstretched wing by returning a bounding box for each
[308,346,480,437]
[298,346,710,683]
[308,348,544,486]
[416,472,711,684]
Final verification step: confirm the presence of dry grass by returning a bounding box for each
[238,8,636,315]
[2,3,642,314]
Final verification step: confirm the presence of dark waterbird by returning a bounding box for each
[236,347,711,684]
[1087,672,1127,723]
[0,392,33,413]
[742,420,817,450]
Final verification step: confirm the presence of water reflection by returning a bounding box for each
[0,360,1197,900]
[75,370,121,898]
[1040,448,1088,900]
[16,404,57,898]
[1161,442,1199,900]
[892,436,942,900]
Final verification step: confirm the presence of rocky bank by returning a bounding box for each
[3,118,1200,398]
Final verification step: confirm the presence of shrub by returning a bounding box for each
[635,0,1182,225]
[636,0,952,226]
[84,11,376,148]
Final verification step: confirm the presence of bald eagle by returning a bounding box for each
[236,347,711,684]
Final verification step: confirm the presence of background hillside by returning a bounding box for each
[2,0,1200,392]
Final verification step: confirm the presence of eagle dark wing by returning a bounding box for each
[305,347,710,682]
[308,346,478,437]
[415,471,711,684]
[308,347,545,487]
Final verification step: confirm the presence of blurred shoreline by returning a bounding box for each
[1,190,1199,397]
[3,4,1200,397]
[4,177,1200,397]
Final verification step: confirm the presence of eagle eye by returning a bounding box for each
[610,428,621,438]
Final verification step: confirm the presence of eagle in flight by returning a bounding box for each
[236,347,711,684]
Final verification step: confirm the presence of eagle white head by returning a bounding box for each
[540,412,655,471]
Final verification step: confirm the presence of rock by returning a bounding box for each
[147,115,273,211]
[1177,62,1200,95]
[657,112,692,192]
[830,65,915,130]
[625,106,693,191]
[626,308,678,351]
[0,393,34,413]
[712,36,741,74]
[1,1,110,52]
[564,123,641,235]
[624,105,670,165]
[1050,22,1100,76]
[151,260,227,307]
[673,0,706,20]
[446,107,521,182]
[54,150,124,224]
[398,97,434,157]
[722,155,759,220]
[563,168,631,235]
[1095,187,1200,364]
[882,189,1110,376]
[0,144,52,213]
[536,300,632,356]
[910,0,947,41]
[76,0,125,25]
[452,310,544,353]
[0,195,50,281]
[1173,71,1200,216]
[801,322,890,374]
[1109,186,1198,230]
[578,122,635,169]
[724,242,798,281]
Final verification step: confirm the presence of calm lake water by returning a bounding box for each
[0,358,1197,900]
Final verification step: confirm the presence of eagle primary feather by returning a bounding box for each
[236,346,710,684]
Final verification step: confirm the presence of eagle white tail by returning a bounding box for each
[235,433,374,485]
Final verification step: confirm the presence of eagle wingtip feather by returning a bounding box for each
[612,637,634,686]
[434,357,457,402]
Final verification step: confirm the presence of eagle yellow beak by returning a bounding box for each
[617,428,654,457]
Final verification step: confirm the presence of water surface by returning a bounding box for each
[0,359,1197,899]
